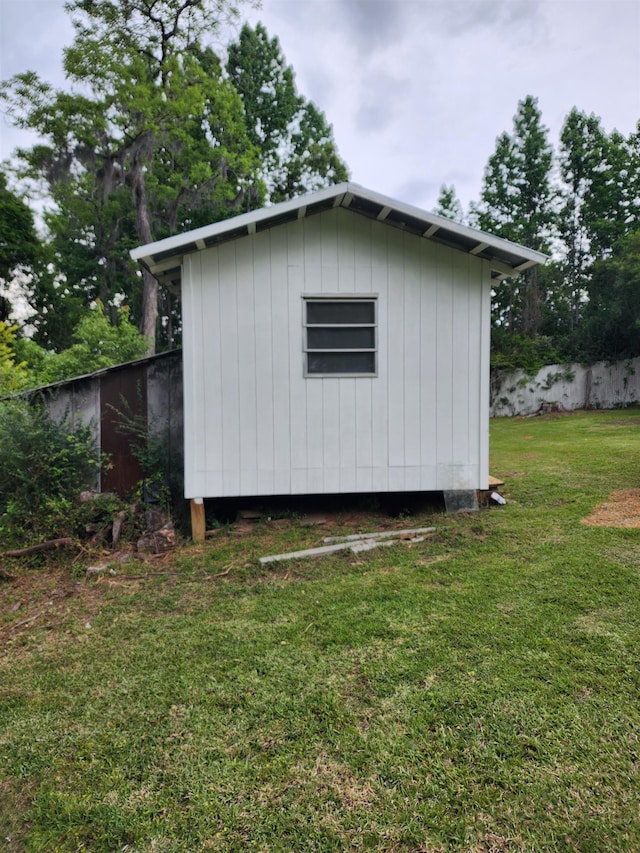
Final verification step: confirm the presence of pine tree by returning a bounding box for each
[471,96,555,338]
[227,23,349,202]
[433,184,464,222]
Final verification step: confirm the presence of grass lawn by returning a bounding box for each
[1,410,640,852]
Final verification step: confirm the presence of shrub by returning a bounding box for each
[0,321,30,395]
[0,399,102,545]
[490,330,561,374]
[15,301,149,389]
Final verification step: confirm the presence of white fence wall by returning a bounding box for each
[490,358,640,417]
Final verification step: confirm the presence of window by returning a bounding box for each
[304,297,377,376]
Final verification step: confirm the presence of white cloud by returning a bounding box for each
[248,0,639,210]
[1,0,639,218]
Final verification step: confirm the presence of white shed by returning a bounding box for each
[132,183,545,535]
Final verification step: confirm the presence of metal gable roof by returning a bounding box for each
[130,182,547,289]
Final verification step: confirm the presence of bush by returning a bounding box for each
[14,301,149,389]
[0,321,30,396]
[490,330,561,374]
[0,399,102,545]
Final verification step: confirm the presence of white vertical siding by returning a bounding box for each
[270,226,291,494]
[371,226,389,492]
[236,237,257,495]
[253,229,274,495]
[387,235,405,486]
[478,263,492,488]
[435,242,454,489]
[287,222,307,493]
[403,234,422,491]
[419,241,438,489]
[183,207,490,498]
[217,241,241,496]
[451,253,471,481]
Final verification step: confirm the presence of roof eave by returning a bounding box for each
[131,182,548,283]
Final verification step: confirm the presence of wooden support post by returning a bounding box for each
[190,498,206,542]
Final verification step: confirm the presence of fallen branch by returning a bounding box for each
[102,565,234,582]
[212,565,233,578]
[0,538,79,559]
[11,612,41,630]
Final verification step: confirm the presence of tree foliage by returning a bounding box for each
[462,97,640,370]
[227,23,349,202]
[433,184,464,222]
[579,230,640,362]
[14,301,148,387]
[2,0,265,352]
[0,172,39,284]
[0,171,41,322]
[471,96,555,340]
[0,322,30,396]
[472,98,555,250]
[1,6,349,356]
[4,42,640,375]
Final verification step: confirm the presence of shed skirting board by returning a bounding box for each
[185,464,482,499]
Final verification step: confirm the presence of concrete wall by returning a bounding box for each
[490,357,640,416]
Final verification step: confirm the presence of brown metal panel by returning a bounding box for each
[100,365,147,497]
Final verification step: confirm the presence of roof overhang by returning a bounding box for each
[131,182,547,290]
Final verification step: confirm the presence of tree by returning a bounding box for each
[627,121,640,230]
[2,0,263,353]
[0,322,30,395]
[0,171,40,322]
[16,301,148,387]
[555,109,602,335]
[579,230,640,362]
[471,96,555,339]
[552,111,640,356]
[585,129,638,259]
[433,184,464,222]
[3,10,350,354]
[227,22,348,202]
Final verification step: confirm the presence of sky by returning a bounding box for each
[1,0,639,216]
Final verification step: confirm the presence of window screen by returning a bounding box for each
[304,297,377,376]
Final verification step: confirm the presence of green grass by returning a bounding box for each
[2,410,640,851]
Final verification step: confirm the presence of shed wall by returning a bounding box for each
[182,208,491,498]
[38,351,183,497]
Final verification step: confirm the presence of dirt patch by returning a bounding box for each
[0,507,435,643]
[582,489,640,528]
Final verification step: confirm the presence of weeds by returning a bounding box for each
[0,399,102,546]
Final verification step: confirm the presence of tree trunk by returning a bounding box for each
[522,267,542,338]
[140,268,158,352]
[131,158,157,355]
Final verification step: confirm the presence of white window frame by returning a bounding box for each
[303,294,378,378]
